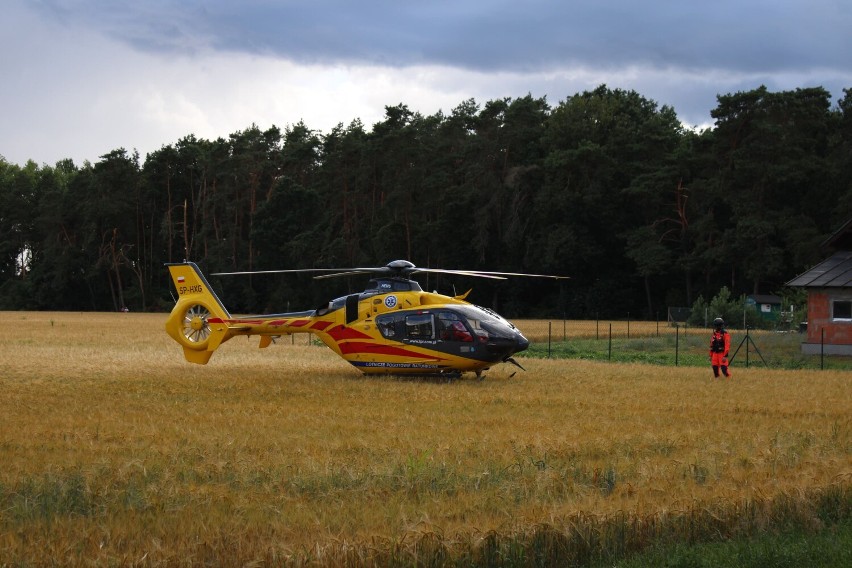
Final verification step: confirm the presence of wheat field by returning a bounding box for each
[0,311,849,566]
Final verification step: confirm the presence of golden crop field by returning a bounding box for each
[0,311,849,566]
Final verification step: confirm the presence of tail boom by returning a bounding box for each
[165,262,330,364]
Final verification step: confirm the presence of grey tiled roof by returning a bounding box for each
[786,251,852,288]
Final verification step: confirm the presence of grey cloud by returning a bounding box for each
[7,0,851,166]
[31,0,852,74]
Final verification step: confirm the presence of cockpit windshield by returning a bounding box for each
[453,305,518,341]
[375,305,523,344]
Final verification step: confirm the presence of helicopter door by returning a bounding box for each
[345,294,360,324]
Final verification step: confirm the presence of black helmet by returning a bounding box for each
[714,317,724,328]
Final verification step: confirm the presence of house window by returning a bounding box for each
[832,300,852,321]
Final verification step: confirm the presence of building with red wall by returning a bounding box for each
[787,220,852,355]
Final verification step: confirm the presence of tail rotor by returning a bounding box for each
[181,303,213,345]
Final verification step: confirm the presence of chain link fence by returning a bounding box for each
[520,318,848,371]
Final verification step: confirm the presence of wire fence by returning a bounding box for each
[519,319,849,371]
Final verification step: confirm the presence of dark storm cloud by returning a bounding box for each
[7,0,851,166]
[33,0,852,74]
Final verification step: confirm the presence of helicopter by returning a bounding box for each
[164,260,568,378]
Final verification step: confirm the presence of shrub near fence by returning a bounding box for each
[518,319,852,371]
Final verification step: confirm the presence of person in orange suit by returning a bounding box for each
[709,317,732,378]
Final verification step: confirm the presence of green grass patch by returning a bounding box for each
[603,519,852,568]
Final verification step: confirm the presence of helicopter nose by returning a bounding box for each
[499,331,529,354]
[484,330,529,359]
[514,333,530,354]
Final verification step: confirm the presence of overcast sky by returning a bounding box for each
[2,0,850,167]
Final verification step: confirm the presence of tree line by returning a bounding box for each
[1,85,850,318]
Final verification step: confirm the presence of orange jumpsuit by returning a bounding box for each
[709,329,731,378]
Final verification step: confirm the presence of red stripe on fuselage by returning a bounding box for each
[339,342,444,360]
[327,325,373,341]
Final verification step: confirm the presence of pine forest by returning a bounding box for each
[2,85,851,318]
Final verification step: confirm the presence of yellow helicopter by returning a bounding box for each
[164,260,567,378]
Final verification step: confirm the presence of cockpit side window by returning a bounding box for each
[437,311,473,342]
[405,313,434,339]
[376,313,403,338]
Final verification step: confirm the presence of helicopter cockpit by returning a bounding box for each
[375,305,529,360]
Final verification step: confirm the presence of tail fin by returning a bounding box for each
[164,262,234,364]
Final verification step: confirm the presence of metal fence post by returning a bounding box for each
[608,323,612,361]
[745,327,750,368]
[675,323,679,366]
[548,321,552,358]
[821,328,825,370]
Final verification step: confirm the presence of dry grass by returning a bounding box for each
[0,312,849,565]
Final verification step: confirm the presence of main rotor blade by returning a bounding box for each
[412,267,507,280]
[313,269,385,280]
[465,270,570,280]
[415,267,568,280]
[211,268,364,276]
[212,262,569,280]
